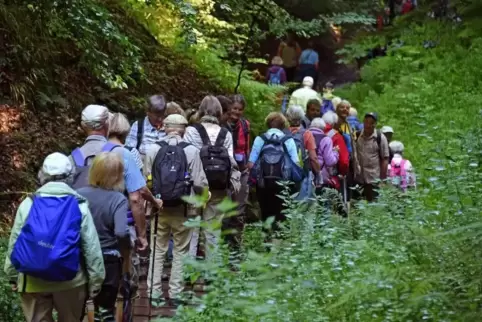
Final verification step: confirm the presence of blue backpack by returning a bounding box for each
[71,142,120,189]
[11,195,82,281]
[255,134,301,188]
[268,68,283,86]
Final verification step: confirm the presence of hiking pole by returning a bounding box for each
[342,176,349,214]
[148,194,161,319]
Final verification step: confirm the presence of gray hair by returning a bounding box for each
[286,105,305,125]
[310,117,326,131]
[389,141,404,154]
[108,112,131,140]
[198,95,223,120]
[322,111,338,126]
[38,171,74,186]
[148,95,167,113]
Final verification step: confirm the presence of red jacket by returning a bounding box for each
[324,124,349,178]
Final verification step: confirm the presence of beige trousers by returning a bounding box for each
[21,284,87,322]
[189,192,225,258]
[147,208,192,299]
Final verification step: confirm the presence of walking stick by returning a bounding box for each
[342,176,349,214]
[148,194,161,319]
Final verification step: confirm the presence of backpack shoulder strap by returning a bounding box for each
[178,141,191,149]
[327,129,336,138]
[215,128,229,147]
[125,146,134,152]
[193,123,211,146]
[71,148,86,167]
[136,119,144,151]
[102,142,120,152]
[156,141,169,148]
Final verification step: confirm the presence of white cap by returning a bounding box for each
[42,153,73,176]
[81,104,109,128]
[389,141,404,153]
[381,126,394,134]
[302,76,314,88]
[164,114,188,126]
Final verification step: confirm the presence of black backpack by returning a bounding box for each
[151,141,192,208]
[193,124,231,190]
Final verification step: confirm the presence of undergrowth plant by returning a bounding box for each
[158,13,482,322]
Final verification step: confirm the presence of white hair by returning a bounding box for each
[332,97,342,109]
[322,111,338,126]
[38,170,74,186]
[341,99,351,107]
[389,141,404,154]
[286,105,305,125]
[349,107,358,117]
[310,117,326,131]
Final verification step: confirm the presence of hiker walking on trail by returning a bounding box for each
[71,104,150,251]
[184,96,241,257]
[224,95,251,249]
[336,100,361,207]
[322,111,349,190]
[4,152,105,322]
[354,112,390,202]
[277,32,301,82]
[287,105,321,201]
[296,41,319,85]
[125,95,167,160]
[77,153,130,322]
[308,118,339,192]
[266,56,287,86]
[248,112,301,228]
[287,105,321,175]
[288,77,321,114]
[144,114,209,306]
[347,107,363,132]
[388,141,416,191]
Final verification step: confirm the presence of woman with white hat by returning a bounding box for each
[4,152,105,322]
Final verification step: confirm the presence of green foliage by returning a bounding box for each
[159,14,482,322]
[0,239,24,322]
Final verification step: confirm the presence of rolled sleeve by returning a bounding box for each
[123,150,146,193]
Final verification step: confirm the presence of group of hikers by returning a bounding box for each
[3,81,416,322]
[266,33,319,86]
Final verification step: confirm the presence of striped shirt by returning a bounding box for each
[125,117,165,155]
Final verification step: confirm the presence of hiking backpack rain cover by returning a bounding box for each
[11,195,82,281]
[152,141,191,207]
[194,124,231,190]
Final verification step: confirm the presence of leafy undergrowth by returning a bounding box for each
[161,14,482,322]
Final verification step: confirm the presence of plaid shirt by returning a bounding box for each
[125,116,165,155]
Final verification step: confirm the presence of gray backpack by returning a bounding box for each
[70,142,120,189]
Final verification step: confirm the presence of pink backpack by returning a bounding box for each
[389,159,408,191]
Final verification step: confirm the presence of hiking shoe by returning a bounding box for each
[149,290,164,308]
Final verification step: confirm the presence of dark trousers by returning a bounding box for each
[284,66,297,82]
[257,186,286,228]
[353,183,379,202]
[94,254,122,322]
[296,64,318,86]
